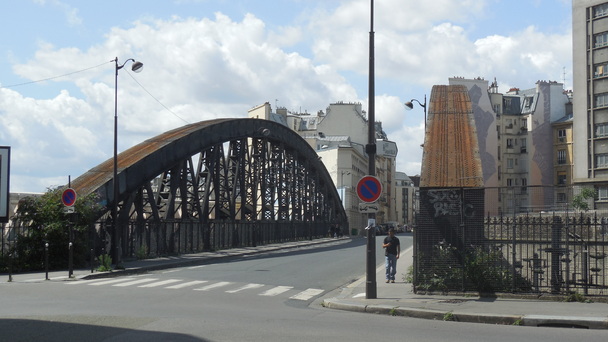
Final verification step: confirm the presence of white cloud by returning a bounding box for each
[1,0,573,192]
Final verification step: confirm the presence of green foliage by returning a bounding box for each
[512,319,523,326]
[571,188,596,212]
[135,245,148,260]
[5,186,103,272]
[415,244,528,293]
[443,312,455,321]
[403,265,414,283]
[97,253,113,272]
[463,246,513,293]
[564,292,592,303]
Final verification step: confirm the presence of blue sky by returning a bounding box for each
[0,0,573,193]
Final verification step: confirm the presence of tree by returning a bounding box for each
[8,187,102,271]
[571,187,596,212]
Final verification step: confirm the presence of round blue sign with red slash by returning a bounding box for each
[62,188,77,207]
[356,175,382,203]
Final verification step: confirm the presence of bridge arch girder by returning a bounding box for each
[70,118,347,227]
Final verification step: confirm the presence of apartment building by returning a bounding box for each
[573,0,608,209]
[553,113,574,205]
[248,102,399,233]
[449,77,571,214]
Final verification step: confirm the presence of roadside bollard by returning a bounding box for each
[8,252,12,282]
[68,242,73,278]
[90,248,94,273]
[45,242,49,280]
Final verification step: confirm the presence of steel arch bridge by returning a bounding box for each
[70,118,347,258]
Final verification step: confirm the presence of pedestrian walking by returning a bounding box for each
[382,228,400,283]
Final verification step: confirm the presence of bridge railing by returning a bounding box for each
[115,219,331,260]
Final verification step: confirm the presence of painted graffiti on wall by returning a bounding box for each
[428,189,475,218]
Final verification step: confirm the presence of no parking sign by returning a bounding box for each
[356,176,382,203]
[62,188,77,207]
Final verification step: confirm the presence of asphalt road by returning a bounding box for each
[1,233,607,341]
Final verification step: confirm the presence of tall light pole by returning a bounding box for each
[405,95,427,130]
[112,57,143,265]
[365,0,377,300]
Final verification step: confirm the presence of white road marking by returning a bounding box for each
[138,279,182,288]
[88,278,137,286]
[289,288,324,301]
[65,278,120,285]
[194,281,232,291]
[165,280,208,289]
[225,283,264,293]
[112,278,159,287]
[259,286,293,297]
[187,265,206,270]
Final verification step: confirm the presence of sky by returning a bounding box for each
[0,0,573,193]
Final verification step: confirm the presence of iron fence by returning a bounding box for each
[1,217,331,272]
[414,186,608,297]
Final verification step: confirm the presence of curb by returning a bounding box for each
[322,298,608,329]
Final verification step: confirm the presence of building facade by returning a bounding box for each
[573,0,608,208]
[449,77,572,214]
[553,114,574,206]
[248,102,399,234]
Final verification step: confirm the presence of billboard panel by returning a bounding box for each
[0,146,10,223]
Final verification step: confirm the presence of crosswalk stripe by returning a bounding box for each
[138,279,182,288]
[165,280,208,289]
[194,281,232,291]
[112,278,159,287]
[289,288,324,301]
[187,265,206,270]
[69,277,324,301]
[225,283,264,293]
[260,286,293,296]
[65,278,117,285]
[88,278,137,286]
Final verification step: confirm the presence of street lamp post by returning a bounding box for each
[405,95,427,130]
[366,0,377,300]
[112,57,143,265]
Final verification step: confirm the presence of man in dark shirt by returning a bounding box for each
[382,228,400,283]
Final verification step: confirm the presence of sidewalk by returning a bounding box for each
[4,236,608,329]
[322,242,608,329]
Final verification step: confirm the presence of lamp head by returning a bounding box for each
[131,61,144,73]
[404,102,414,110]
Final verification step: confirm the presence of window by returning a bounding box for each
[557,193,567,203]
[599,187,608,201]
[595,32,608,48]
[524,97,533,108]
[558,129,566,142]
[595,93,608,108]
[594,4,608,18]
[557,172,567,185]
[507,158,514,169]
[520,138,527,153]
[596,123,608,138]
[596,63,608,78]
[521,178,527,193]
[507,178,513,187]
[558,150,566,164]
[506,138,513,148]
[596,153,608,168]
[493,104,501,115]
[522,118,528,130]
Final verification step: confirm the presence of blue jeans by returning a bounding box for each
[385,254,397,281]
